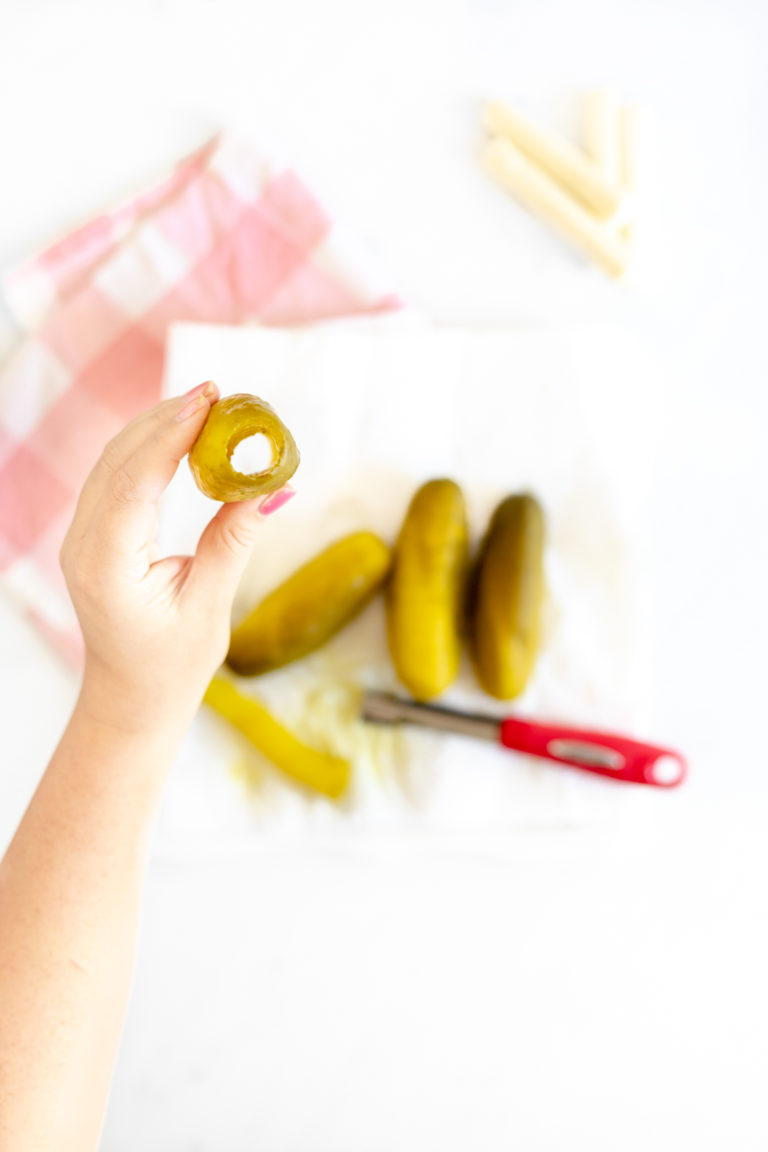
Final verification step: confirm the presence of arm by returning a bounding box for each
[0,382,292,1151]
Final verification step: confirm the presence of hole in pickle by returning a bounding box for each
[231,433,275,475]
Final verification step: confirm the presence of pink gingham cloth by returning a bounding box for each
[0,133,399,666]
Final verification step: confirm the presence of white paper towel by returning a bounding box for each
[155,319,654,849]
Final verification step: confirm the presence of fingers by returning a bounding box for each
[66,382,219,576]
[110,380,219,503]
[190,487,296,604]
[87,383,220,509]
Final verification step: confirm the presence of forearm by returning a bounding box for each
[0,696,184,1152]
[0,384,274,1148]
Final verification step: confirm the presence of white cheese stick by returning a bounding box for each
[584,92,639,242]
[620,105,638,190]
[583,89,622,188]
[483,135,630,277]
[620,105,638,245]
[483,100,623,220]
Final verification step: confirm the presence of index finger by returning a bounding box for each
[68,381,219,573]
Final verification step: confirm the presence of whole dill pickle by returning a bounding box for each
[227,531,391,675]
[188,393,299,502]
[204,677,350,799]
[386,479,469,701]
[471,493,544,700]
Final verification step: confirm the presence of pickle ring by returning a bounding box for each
[188,393,300,502]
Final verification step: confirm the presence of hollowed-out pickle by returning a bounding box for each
[471,493,544,700]
[386,479,469,701]
[204,677,350,798]
[227,531,392,676]
[188,393,299,502]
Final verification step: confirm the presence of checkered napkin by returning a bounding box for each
[0,133,399,665]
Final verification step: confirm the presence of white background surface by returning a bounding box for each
[1,1,766,1149]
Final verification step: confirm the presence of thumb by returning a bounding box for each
[190,487,296,602]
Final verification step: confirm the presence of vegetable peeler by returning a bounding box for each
[360,692,687,788]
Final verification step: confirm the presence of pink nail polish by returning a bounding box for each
[175,381,218,422]
[259,487,296,516]
[182,380,211,400]
[175,395,208,422]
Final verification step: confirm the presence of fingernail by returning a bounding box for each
[176,381,218,422]
[258,487,296,516]
[176,394,208,422]
[184,380,212,400]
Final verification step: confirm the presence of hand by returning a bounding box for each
[60,381,293,743]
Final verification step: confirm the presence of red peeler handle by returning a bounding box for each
[499,717,687,787]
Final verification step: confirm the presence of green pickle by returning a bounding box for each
[204,677,350,799]
[471,492,544,700]
[188,392,299,502]
[227,531,392,676]
[386,479,469,701]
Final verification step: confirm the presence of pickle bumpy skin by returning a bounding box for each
[227,532,392,676]
[470,492,545,700]
[386,479,469,701]
[188,393,299,502]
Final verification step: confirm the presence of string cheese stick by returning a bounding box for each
[620,105,638,189]
[483,100,623,220]
[483,136,630,278]
[583,91,638,237]
[620,104,638,237]
[583,90,622,188]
